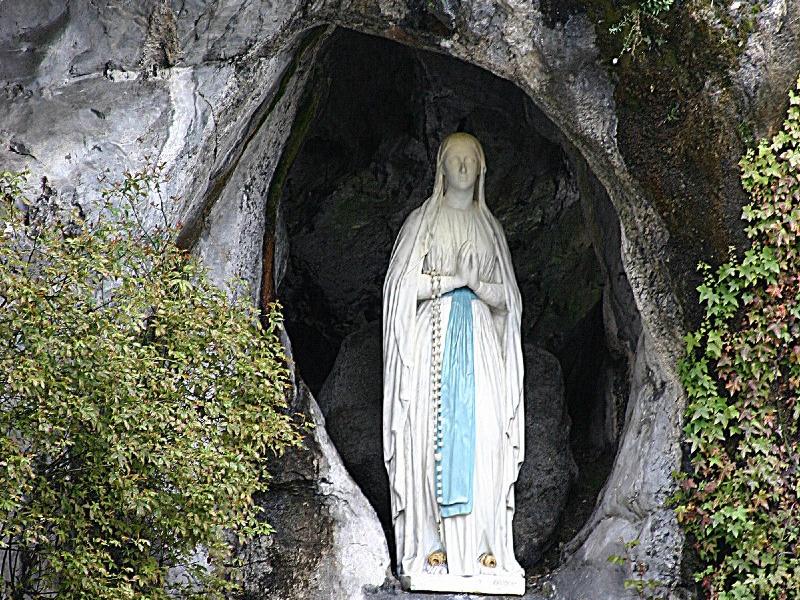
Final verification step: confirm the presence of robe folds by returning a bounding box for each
[382,186,525,577]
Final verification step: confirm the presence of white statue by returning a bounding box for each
[382,132,525,595]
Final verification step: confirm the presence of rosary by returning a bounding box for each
[427,269,445,542]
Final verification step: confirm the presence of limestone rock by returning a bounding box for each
[237,381,391,600]
[514,346,577,567]
[317,323,391,541]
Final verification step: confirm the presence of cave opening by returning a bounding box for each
[273,27,642,573]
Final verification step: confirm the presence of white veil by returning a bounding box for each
[382,132,525,550]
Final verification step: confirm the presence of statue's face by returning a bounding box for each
[442,139,480,193]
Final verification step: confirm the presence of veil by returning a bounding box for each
[382,132,525,538]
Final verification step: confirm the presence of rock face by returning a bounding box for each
[514,345,577,566]
[553,331,685,599]
[316,323,391,536]
[2,1,799,599]
[238,378,391,600]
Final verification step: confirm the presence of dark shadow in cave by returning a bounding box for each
[274,27,641,573]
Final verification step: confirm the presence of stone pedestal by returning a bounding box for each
[399,573,525,596]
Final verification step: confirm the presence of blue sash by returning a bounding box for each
[437,287,476,518]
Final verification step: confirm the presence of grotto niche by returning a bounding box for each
[274,27,642,581]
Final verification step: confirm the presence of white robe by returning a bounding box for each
[383,197,525,579]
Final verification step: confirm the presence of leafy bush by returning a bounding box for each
[0,166,301,599]
[676,76,800,598]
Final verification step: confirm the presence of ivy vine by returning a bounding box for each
[676,75,800,599]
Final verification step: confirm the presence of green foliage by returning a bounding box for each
[0,166,302,599]
[606,0,763,60]
[676,76,800,598]
[608,0,673,57]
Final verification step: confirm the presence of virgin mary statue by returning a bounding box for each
[382,132,525,594]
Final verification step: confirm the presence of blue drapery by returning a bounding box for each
[437,287,476,518]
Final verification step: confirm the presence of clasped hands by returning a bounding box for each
[417,241,503,308]
[455,240,480,292]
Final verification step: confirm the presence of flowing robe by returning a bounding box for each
[382,199,525,578]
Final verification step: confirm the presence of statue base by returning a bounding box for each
[399,573,525,596]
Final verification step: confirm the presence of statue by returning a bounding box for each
[382,132,525,595]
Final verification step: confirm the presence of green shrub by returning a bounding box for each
[0,166,302,599]
[676,75,800,598]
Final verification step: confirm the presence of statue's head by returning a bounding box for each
[435,132,486,205]
[422,132,489,250]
